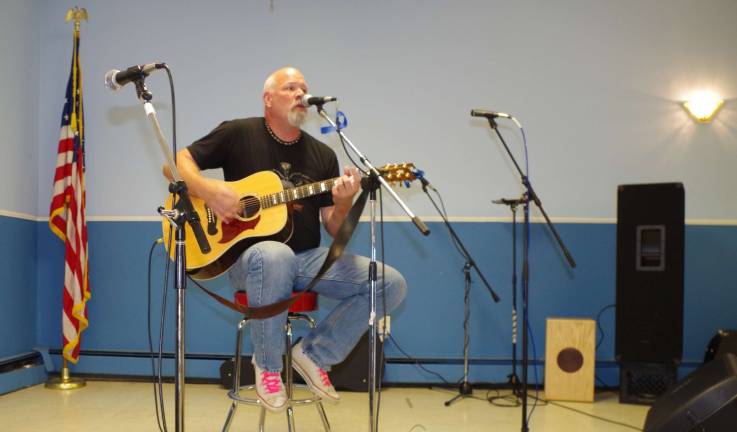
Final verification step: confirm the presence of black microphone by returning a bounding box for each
[104,62,165,91]
[492,197,525,206]
[418,176,436,192]
[470,109,512,119]
[300,94,337,107]
[411,167,437,192]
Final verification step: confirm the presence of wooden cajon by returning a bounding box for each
[544,317,595,402]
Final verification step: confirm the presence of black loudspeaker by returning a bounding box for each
[644,353,737,432]
[616,183,685,363]
[328,331,384,391]
[704,330,737,364]
[220,355,257,388]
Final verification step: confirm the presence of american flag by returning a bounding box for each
[48,26,90,364]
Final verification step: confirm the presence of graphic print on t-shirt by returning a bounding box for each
[273,161,318,213]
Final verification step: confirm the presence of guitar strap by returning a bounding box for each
[192,187,369,319]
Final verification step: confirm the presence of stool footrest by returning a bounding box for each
[228,384,324,406]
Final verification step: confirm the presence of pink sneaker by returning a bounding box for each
[252,357,287,412]
[291,340,340,403]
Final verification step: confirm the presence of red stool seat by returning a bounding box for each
[234,291,318,313]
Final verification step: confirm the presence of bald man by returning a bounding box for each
[171,67,407,412]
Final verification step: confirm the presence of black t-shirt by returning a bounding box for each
[187,117,339,252]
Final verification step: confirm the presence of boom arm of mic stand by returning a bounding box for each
[142,97,210,254]
[486,118,575,269]
[424,184,500,302]
[317,107,430,236]
[524,183,575,268]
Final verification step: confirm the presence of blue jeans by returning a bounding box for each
[228,241,407,373]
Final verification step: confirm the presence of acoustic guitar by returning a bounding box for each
[162,163,416,280]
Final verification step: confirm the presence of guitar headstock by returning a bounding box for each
[379,162,417,187]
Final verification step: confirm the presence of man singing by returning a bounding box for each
[169,67,407,412]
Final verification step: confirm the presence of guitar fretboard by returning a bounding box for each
[260,178,340,209]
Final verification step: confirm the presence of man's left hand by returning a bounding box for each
[332,166,361,208]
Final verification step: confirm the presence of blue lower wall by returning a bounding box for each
[0,216,37,359]
[29,218,737,385]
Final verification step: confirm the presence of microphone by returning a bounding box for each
[418,176,435,192]
[300,94,337,107]
[104,62,165,91]
[470,109,512,119]
[492,197,525,206]
[411,167,437,192]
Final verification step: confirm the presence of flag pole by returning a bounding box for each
[46,6,88,392]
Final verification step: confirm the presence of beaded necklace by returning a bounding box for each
[265,121,301,146]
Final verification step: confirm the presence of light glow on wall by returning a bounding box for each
[683,91,724,123]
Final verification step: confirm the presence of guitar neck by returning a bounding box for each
[260,177,340,209]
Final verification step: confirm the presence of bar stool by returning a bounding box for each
[222,291,331,432]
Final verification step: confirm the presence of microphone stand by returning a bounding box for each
[492,197,527,400]
[483,116,576,432]
[131,77,210,432]
[416,179,499,407]
[316,105,429,432]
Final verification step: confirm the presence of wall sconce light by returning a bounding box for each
[683,91,724,123]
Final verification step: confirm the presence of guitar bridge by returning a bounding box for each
[205,207,218,235]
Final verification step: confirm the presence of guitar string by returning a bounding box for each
[234,179,340,216]
[203,167,413,218]
[228,170,412,218]
[230,171,407,218]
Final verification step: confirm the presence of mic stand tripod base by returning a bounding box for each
[444,381,473,406]
[508,373,521,395]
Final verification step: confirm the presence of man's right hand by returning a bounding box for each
[204,179,240,223]
[164,149,241,223]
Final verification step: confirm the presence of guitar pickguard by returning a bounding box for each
[219,215,261,244]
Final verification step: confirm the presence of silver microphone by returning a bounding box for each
[470,109,512,119]
[104,62,164,91]
[300,94,337,107]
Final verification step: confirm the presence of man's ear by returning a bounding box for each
[263,91,272,108]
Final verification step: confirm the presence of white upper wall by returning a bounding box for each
[32,0,737,220]
[1,1,39,216]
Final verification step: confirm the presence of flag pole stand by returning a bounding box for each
[45,359,86,390]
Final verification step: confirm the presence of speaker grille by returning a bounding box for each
[620,362,677,405]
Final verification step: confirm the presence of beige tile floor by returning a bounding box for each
[0,381,649,431]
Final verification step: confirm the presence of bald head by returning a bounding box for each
[263,67,305,94]
[263,67,308,128]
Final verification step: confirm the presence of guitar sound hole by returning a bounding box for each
[239,196,261,219]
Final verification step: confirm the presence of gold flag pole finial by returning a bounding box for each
[65,6,88,30]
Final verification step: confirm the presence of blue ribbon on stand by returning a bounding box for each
[320,110,348,134]
[409,167,425,188]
